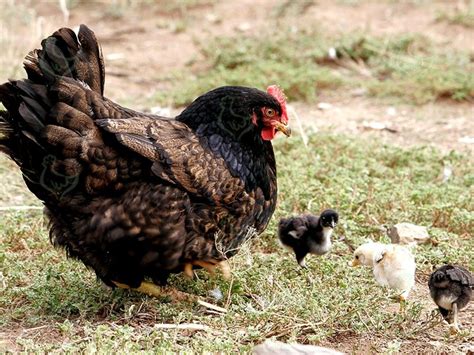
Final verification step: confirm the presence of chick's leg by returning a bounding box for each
[398,295,406,313]
[398,291,409,313]
[450,303,461,334]
[295,249,308,269]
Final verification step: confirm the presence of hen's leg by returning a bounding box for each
[184,260,231,279]
[112,281,193,301]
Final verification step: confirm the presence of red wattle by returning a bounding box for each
[261,127,276,141]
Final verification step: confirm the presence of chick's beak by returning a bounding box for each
[331,221,336,228]
[274,121,291,137]
[351,259,360,267]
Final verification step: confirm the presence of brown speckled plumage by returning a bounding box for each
[0,25,285,288]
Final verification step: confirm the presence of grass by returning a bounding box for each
[154,29,474,106]
[1,134,473,352]
[436,2,474,28]
[0,0,473,352]
[153,29,342,106]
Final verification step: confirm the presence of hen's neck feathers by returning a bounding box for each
[176,87,277,199]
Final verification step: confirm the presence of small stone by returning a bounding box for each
[317,102,333,110]
[388,223,430,245]
[105,53,125,61]
[205,13,220,24]
[150,106,171,116]
[253,340,343,355]
[236,22,252,32]
[386,107,397,116]
[442,164,452,183]
[328,47,337,60]
[459,136,474,144]
[350,87,368,97]
[209,287,223,301]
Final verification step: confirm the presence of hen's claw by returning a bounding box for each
[112,280,194,301]
[184,260,231,279]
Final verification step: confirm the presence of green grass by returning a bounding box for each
[436,3,474,28]
[153,29,342,106]
[154,29,474,106]
[1,134,472,352]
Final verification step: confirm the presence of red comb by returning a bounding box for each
[267,85,288,124]
[266,85,287,104]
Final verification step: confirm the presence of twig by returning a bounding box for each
[58,0,69,23]
[22,325,49,333]
[288,104,308,148]
[0,206,43,211]
[197,300,227,314]
[225,276,234,309]
[356,310,371,332]
[153,323,209,331]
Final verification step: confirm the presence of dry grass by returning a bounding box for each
[0,0,473,353]
[1,134,473,352]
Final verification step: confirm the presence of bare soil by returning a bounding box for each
[1,0,473,353]
[6,0,472,155]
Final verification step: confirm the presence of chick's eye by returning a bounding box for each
[265,108,276,117]
[355,255,359,259]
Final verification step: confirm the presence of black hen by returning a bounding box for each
[278,209,339,268]
[0,25,291,297]
[428,265,473,332]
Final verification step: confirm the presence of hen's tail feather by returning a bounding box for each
[0,25,105,201]
[24,25,105,96]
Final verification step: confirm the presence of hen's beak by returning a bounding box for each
[274,122,291,137]
[331,221,336,228]
[351,259,360,267]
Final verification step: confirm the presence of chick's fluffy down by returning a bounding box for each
[374,245,416,297]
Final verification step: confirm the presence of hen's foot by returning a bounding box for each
[112,281,194,302]
[184,259,231,279]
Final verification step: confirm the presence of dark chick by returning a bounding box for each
[278,209,339,268]
[0,25,291,299]
[428,265,473,333]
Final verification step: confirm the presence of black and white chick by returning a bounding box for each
[428,265,473,333]
[278,209,339,268]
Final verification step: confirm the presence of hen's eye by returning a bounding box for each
[265,108,276,117]
[355,255,359,259]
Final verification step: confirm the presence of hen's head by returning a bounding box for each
[178,85,290,141]
[257,85,290,140]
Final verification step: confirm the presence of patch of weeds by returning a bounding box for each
[436,4,474,28]
[334,34,474,103]
[0,134,472,352]
[153,29,473,106]
[153,28,342,106]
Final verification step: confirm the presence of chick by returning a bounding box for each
[278,209,339,268]
[352,243,416,302]
[428,265,473,333]
[352,242,387,267]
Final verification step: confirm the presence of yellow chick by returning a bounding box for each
[352,242,386,267]
[352,242,416,302]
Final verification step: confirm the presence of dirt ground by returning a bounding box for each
[1,0,473,353]
[4,0,472,155]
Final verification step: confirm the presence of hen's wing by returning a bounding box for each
[96,117,251,209]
